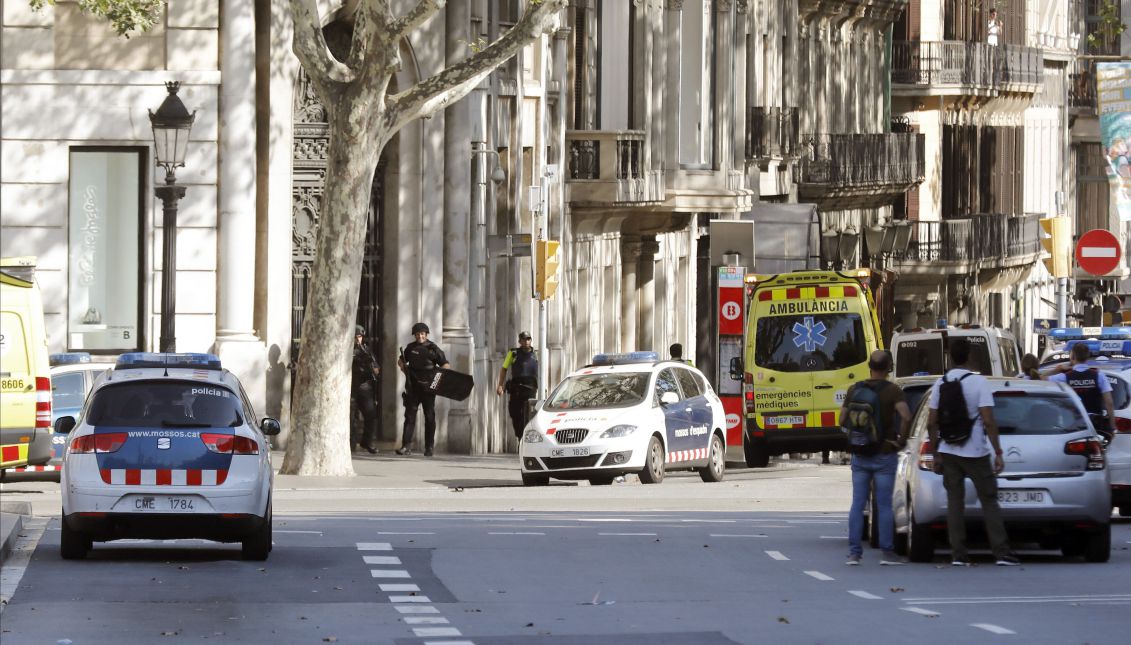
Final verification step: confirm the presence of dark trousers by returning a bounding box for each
[351,381,378,449]
[939,452,1011,559]
[507,394,532,438]
[402,384,437,450]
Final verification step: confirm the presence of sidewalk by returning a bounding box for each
[0,501,32,566]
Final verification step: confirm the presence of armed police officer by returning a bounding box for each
[496,331,539,439]
[351,325,381,454]
[396,322,449,456]
[1048,342,1116,440]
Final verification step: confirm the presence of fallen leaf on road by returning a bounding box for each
[160,631,178,636]
[777,617,790,624]
[890,587,904,593]
[322,637,338,643]
[525,623,534,627]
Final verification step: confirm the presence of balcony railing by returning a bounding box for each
[1070,60,1098,111]
[797,133,925,188]
[894,213,1040,264]
[892,41,1043,93]
[565,130,662,204]
[746,106,801,161]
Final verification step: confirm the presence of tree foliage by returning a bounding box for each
[1087,0,1126,52]
[30,0,163,37]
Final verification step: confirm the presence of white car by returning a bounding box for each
[519,352,727,486]
[58,353,280,560]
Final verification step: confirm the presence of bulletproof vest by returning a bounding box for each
[510,348,538,383]
[1066,368,1104,415]
[353,344,376,383]
[404,341,439,378]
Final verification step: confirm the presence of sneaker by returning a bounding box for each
[995,554,1021,566]
[951,558,972,567]
[366,446,379,454]
[845,554,862,566]
[423,449,433,457]
[880,551,906,566]
[395,447,413,456]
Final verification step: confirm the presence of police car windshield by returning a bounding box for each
[895,337,993,377]
[991,393,1089,435]
[755,314,866,372]
[545,373,650,410]
[85,381,243,428]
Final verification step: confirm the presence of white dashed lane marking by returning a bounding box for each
[488,532,545,535]
[274,530,323,534]
[363,555,402,565]
[708,534,768,538]
[765,550,790,561]
[413,627,463,637]
[901,594,1131,605]
[902,607,941,617]
[848,590,882,600]
[396,606,441,614]
[598,532,657,536]
[391,595,432,603]
[377,531,436,535]
[370,569,412,578]
[356,542,393,550]
[378,584,419,592]
[971,624,1016,635]
[804,571,835,581]
[681,519,736,523]
[405,616,450,625]
[424,641,475,645]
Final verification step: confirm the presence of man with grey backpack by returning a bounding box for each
[927,338,1020,566]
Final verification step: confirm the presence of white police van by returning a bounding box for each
[519,352,727,486]
[892,325,1021,377]
[58,353,280,560]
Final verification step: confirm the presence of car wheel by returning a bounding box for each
[59,513,90,560]
[639,436,665,484]
[1084,525,1111,563]
[521,472,550,486]
[907,504,934,563]
[744,437,770,468]
[1119,506,1130,518]
[242,502,272,561]
[698,434,726,483]
[588,476,615,486]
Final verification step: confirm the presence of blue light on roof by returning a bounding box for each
[1065,339,1131,357]
[115,352,222,370]
[1048,326,1131,340]
[591,351,660,366]
[50,352,91,366]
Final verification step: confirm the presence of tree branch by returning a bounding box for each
[390,0,446,43]
[385,0,566,133]
[290,0,357,86]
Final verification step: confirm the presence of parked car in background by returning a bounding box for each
[40,353,114,477]
[893,378,1111,563]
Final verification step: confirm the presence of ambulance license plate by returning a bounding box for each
[132,496,196,512]
[997,490,1045,505]
[551,447,590,457]
[765,415,804,426]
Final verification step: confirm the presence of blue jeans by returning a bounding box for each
[848,452,898,556]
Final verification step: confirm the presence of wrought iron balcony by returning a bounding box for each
[565,130,662,205]
[1070,60,1098,112]
[893,213,1041,269]
[891,41,1043,95]
[746,106,801,161]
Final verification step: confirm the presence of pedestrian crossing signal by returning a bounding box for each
[1039,217,1071,278]
[535,240,561,300]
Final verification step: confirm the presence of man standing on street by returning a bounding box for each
[927,338,1020,566]
[397,322,449,457]
[496,331,539,439]
[351,325,380,454]
[1047,343,1115,440]
[841,350,910,566]
[669,343,691,365]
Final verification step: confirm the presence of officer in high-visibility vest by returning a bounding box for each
[496,331,539,439]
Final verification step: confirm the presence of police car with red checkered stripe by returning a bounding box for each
[58,353,279,560]
[520,352,726,486]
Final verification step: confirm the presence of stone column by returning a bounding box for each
[214,0,265,413]
[637,237,659,352]
[443,0,475,454]
[620,238,642,351]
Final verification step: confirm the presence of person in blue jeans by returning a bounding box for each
[841,350,911,565]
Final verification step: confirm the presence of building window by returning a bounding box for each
[67,148,144,352]
[679,0,715,167]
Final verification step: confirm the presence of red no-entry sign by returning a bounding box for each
[1075,229,1122,276]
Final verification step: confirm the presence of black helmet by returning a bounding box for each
[411,322,430,335]
[355,325,365,336]
[518,331,532,341]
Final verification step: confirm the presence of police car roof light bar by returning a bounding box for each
[591,351,660,366]
[1047,326,1131,340]
[50,352,92,366]
[1064,339,1131,357]
[115,352,222,371]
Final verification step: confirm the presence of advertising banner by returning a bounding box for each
[1096,62,1131,221]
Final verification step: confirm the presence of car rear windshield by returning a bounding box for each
[545,372,650,410]
[754,314,866,372]
[992,393,1089,435]
[895,336,993,377]
[85,381,243,428]
[1105,372,1130,410]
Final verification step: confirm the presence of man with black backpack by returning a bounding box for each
[841,350,911,566]
[927,338,1019,566]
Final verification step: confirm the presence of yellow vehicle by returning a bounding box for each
[742,269,883,466]
[1,257,53,470]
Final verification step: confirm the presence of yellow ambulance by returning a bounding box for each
[742,269,883,466]
[1,257,53,470]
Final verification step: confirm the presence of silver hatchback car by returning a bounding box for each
[893,378,1111,563]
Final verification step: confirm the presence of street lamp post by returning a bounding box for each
[149,82,196,352]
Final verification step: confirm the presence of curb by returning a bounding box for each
[0,501,33,565]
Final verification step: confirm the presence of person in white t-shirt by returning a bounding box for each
[987,8,1002,46]
[927,338,1019,566]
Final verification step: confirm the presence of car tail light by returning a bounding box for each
[70,432,127,454]
[1114,417,1131,434]
[1064,437,1105,470]
[918,439,935,472]
[200,433,259,455]
[744,385,755,413]
[35,377,52,429]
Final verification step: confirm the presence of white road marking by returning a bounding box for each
[371,569,412,578]
[357,542,393,550]
[274,530,323,534]
[765,550,790,561]
[848,590,882,600]
[902,607,941,617]
[423,641,475,645]
[363,555,402,565]
[972,624,1016,635]
[681,519,736,523]
[391,595,432,603]
[378,531,436,535]
[488,532,545,535]
[819,536,844,539]
[598,532,657,536]
[578,518,633,522]
[395,606,441,614]
[902,594,1131,605]
[413,627,462,637]
[405,616,450,625]
[709,534,768,538]
[804,570,835,581]
[379,584,420,592]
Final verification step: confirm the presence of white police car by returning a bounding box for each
[58,353,279,560]
[520,352,727,486]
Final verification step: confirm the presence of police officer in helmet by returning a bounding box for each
[351,325,380,454]
[396,323,449,456]
[496,331,539,438]
[1048,343,1116,440]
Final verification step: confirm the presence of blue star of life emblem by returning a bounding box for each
[792,316,827,352]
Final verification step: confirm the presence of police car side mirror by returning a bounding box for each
[660,391,679,406]
[55,416,76,435]
[729,357,744,381]
[260,417,281,436]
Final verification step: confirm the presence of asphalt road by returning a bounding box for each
[2,509,1129,645]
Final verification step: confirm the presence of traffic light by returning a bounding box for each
[534,240,561,300]
[1039,216,1071,278]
